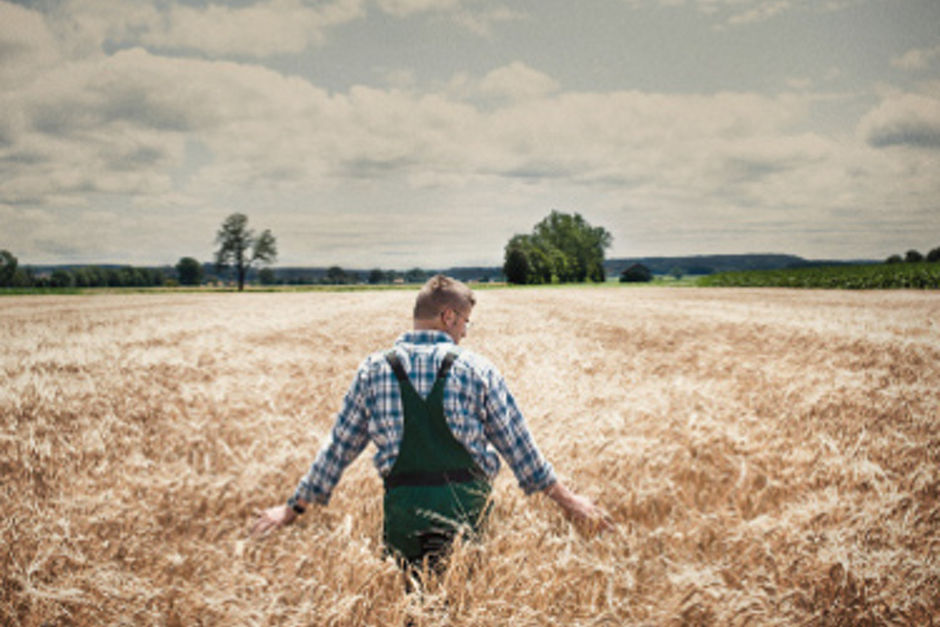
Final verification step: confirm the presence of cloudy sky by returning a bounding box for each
[1,0,938,268]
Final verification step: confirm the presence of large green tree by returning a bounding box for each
[532,211,611,282]
[0,250,17,287]
[214,213,277,291]
[502,211,612,284]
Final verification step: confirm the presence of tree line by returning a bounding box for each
[1,209,448,291]
[2,213,507,290]
[0,251,168,288]
[255,266,437,286]
[7,206,936,291]
[0,251,447,289]
[885,247,940,264]
[190,214,439,288]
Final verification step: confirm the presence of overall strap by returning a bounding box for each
[384,349,459,386]
[385,350,409,386]
[436,350,459,380]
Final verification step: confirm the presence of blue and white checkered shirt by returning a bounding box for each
[294,330,556,505]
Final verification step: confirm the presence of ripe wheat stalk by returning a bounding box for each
[1,288,938,625]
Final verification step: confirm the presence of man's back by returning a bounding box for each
[251,274,612,554]
[293,329,555,507]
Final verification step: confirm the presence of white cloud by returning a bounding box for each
[50,0,364,58]
[0,2,58,57]
[4,46,838,220]
[785,77,813,90]
[3,44,909,230]
[892,45,940,72]
[38,0,516,61]
[1,46,338,206]
[48,0,162,59]
[375,0,459,17]
[452,6,525,37]
[478,62,561,102]
[148,0,364,56]
[382,68,419,89]
[624,0,867,26]
[1,3,937,264]
[858,90,940,149]
[374,0,524,36]
[727,0,792,25]
[0,1,63,83]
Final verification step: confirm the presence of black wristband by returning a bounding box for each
[287,496,306,515]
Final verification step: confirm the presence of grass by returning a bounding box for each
[2,288,938,625]
[0,287,83,296]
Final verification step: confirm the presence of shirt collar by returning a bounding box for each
[395,330,455,346]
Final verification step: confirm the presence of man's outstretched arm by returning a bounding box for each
[477,364,614,533]
[250,361,372,538]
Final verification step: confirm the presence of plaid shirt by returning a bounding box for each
[294,330,556,505]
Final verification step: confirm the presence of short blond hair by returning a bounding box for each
[413,274,476,319]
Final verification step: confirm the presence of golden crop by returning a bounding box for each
[2,288,938,625]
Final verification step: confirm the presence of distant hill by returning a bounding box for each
[21,262,502,284]
[24,254,879,284]
[264,265,503,283]
[604,254,879,277]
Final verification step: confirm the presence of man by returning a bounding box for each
[251,275,611,567]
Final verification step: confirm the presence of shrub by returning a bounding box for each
[176,257,204,286]
[620,263,652,283]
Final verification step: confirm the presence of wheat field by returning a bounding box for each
[1,287,938,626]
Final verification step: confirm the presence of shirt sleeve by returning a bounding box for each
[481,366,556,494]
[293,359,371,505]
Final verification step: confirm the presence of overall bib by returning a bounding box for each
[382,350,491,565]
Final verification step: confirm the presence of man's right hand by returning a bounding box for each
[250,504,297,538]
[544,481,615,535]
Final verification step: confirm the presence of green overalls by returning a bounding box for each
[382,350,491,566]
